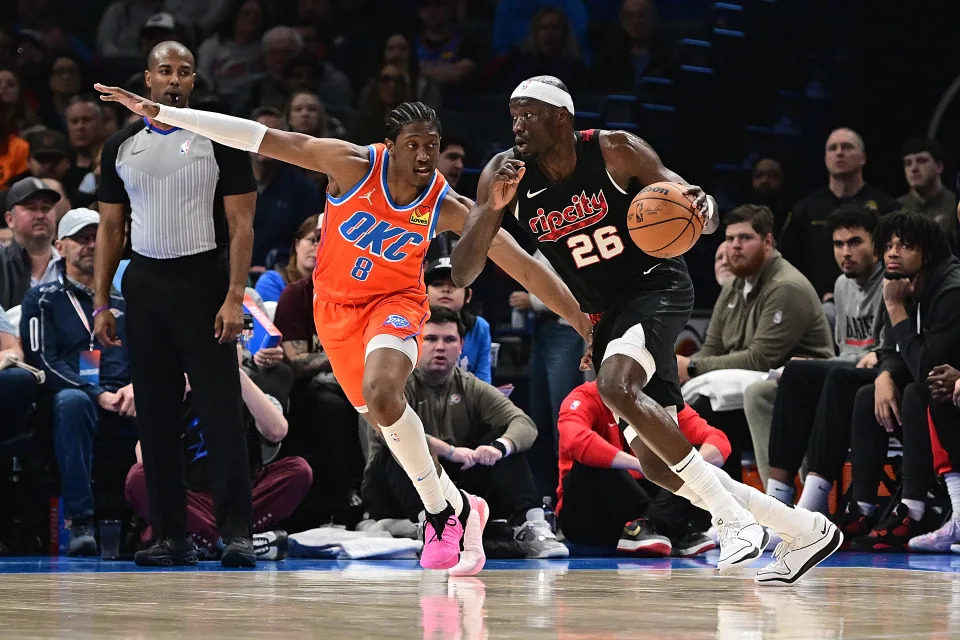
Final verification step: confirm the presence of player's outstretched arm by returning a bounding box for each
[450,151,524,287]
[439,191,592,341]
[601,130,719,235]
[93,83,367,178]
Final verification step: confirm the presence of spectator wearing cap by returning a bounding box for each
[0,176,61,309]
[22,129,71,183]
[898,137,958,238]
[19,208,136,557]
[425,256,492,383]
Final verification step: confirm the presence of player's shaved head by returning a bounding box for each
[147,41,194,71]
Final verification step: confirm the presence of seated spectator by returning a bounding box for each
[0,67,40,134]
[197,0,266,100]
[714,240,733,287]
[362,306,568,558]
[380,32,442,108]
[20,208,137,556]
[281,54,354,124]
[425,257,492,383]
[234,26,303,116]
[841,212,960,551]
[125,344,312,561]
[255,214,320,304]
[248,107,321,269]
[97,1,167,59]
[414,0,479,94]
[676,205,833,479]
[897,137,957,238]
[20,129,71,186]
[781,128,897,300]
[0,301,37,442]
[491,7,588,93]
[746,157,791,243]
[285,90,347,141]
[557,380,728,556]
[747,204,883,490]
[63,96,105,206]
[349,62,411,144]
[1,177,61,309]
[0,110,28,188]
[38,55,83,132]
[592,0,677,93]
[273,274,364,526]
[492,0,589,60]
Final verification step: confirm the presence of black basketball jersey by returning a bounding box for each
[507,130,688,314]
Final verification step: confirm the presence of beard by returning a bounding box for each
[727,250,766,279]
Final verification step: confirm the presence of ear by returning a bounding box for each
[3,211,11,227]
[54,239,64,254]
[464,287,472,305]
[384,138,395,155]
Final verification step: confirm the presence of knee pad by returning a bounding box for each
[365,333,419,369]
[600,323,657,386]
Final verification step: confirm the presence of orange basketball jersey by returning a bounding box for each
[314,144,449,305]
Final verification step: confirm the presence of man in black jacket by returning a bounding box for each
[845,212,960,551]
[0,177,61,309]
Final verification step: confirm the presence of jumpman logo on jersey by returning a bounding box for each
[359,189,375,204]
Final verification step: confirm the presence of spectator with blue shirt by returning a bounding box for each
[254,213,319,304]
[425,257,492,383]
[19,208,137,556]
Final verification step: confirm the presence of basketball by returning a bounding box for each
[626,182,703,258]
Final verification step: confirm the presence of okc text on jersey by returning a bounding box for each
[337,210,426,262]
[528,190,609,242]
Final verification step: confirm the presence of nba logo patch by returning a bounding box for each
[570,400,581,410]
[409,205,430,226]
[179,140,191,156]
[384,314,411,328]
[390,433,400,443]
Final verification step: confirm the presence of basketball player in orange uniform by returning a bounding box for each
[94,83,591,576]
[452,75,842,584]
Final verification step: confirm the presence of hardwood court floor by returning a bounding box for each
[1,553,959,639]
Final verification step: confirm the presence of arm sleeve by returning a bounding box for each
[467,375,538,452]
[273,285,311,342]
[677,404,732,463]
[254,271,286,303]
[890,289,960,381]
[33,292,105,397]
[97,133,129,205]
[212,142,257,196]
[557,390,622,468]
[692,282,824,373]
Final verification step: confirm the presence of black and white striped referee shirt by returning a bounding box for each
[98,117,256,259]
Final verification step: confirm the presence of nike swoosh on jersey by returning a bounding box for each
[642,263,661,275]
[527,188,548,198]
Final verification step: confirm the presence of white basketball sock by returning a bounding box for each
[945,473,960,520]
[766,478,796,505]
[796,474,833,514]
[437,466,464,516]
[708,465,813,538]
[379,405,447,514]
[669,449,743,517]
[901,498,926,521]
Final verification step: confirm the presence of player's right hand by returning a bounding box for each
[94,310,122,348]
[489,159,525,211]
[93,83,161,118]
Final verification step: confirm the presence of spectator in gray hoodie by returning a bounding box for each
[745,203,883,489]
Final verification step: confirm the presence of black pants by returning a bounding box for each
[768,360,855,474]
[363,446,541,524]
[688,396,750,481]
[800,366,881,483]
[558,462,707,546]
[850,380,960,503]
[124,250,251,540]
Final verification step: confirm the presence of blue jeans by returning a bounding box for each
[0,368,37,441]
[526,318,585,500]
[52,389,102,520]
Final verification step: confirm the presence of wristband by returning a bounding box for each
[92,305,110,318]
[447,443,456,460]
[491,440,508,457]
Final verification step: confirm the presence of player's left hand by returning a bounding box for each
[683,185,716,233]
[475,445,503,466]
[215,298,244,343]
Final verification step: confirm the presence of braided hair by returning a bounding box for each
[873,210,952,269]
[384,101,441,142]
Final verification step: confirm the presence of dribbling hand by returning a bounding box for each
[93,83,161,119]
[489,159,525,211]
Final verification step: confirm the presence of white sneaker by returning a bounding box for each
[448,494,488,577]
[909,517,960,552]
[755,512,842,585]
[715,507,767,574]
[515,520,570,558]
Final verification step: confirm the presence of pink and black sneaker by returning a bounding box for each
[449,494,489,576]
[420,501,467,570]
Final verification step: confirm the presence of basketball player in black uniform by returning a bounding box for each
[452,76,842,584]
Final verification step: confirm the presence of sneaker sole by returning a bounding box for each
[718,528,769,575]
[448,497,489,577]
[756,526,843,586]
[617,539,672,557]
[673,540,716,557]
[530,545,571,559]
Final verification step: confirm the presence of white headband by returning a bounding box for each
[511,79,575,115]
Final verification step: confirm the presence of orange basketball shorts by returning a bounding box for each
[313,291,430,411]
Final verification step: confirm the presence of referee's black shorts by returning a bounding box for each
[591,271,694,409]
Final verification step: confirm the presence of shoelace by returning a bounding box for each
[426,515,458,543]
[717,519,744,545]
[770,541,788,562]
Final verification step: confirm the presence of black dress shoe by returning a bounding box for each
[134,537,198,567]
[221,536,257,568]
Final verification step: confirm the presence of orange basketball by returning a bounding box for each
[626,182,703,258]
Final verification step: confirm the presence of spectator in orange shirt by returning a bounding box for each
[557,381,731,557]
[0,114,28,188]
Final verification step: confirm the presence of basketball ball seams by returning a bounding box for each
[628,181,703,258]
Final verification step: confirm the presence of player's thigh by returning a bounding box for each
[313,299,367,411]
[359,294,428,403]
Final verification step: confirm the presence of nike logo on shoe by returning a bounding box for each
[526,188,547,198]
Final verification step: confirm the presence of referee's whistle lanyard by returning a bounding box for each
[66,290,96,351]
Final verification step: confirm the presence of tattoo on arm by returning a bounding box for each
[283,340,332,376]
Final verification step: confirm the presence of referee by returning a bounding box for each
[93,42,258,567]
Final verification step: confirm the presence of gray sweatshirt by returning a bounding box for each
[832,262,884,362]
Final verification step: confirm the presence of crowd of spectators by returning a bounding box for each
[1,0,960,561]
